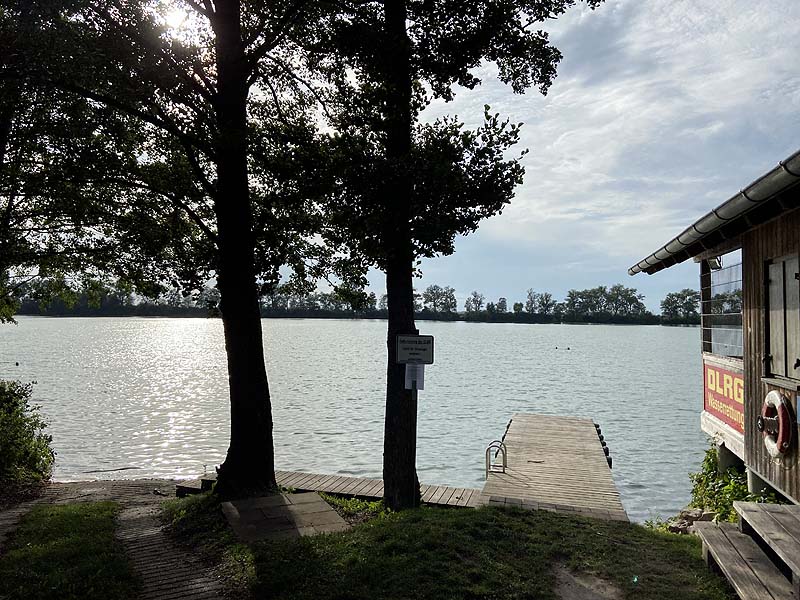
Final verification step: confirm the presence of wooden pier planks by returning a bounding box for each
[274,470,482,508]
[481,414,629,522]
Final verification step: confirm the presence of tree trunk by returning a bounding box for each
[0,83,19,274]
[210,0,276,498]
[382,0,420,511]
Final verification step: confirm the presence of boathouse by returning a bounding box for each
[630,149,800,599]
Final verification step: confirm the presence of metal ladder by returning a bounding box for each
[485,440,507,479]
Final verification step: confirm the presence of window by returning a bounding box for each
[701,257,743,358]
[766,255,800,380]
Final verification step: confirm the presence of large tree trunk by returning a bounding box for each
[0,82,20,285]
[382,0,420,511]
[210,0,276,498]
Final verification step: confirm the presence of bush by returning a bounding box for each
[0,380,55,484]
[689,442,778,521]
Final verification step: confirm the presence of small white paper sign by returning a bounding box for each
[404,363,425,391]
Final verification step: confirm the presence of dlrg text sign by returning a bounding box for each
[703,361,744,434]
[396,335,434,364]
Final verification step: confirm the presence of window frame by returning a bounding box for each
[764,253,800,382]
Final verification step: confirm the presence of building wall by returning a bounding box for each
[742,207,800,501]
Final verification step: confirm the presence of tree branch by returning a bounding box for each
[264,54,336,124]
[183,0,214,19]
[54,80,215,157]
[247,0,310,67]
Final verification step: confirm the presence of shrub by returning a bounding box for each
[689,441,778,521]
[0,380,55,484]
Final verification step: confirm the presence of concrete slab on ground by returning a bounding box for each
[222,492,350,542]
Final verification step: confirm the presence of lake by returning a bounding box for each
[0,316,706,522]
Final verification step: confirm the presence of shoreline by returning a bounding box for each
[13,312,700,326]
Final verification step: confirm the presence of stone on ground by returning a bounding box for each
[222,492,350,542]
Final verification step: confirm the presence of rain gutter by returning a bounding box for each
[628,149,800,276]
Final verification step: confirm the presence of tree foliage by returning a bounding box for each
[661,289,700,320]
[0,380,54,485]
[10,0,371,496]
[464,290,485,313]
[0,3,168,322]
[562,284,648,320]
[421,284,457,313]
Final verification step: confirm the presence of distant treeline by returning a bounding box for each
[16,283,701,325]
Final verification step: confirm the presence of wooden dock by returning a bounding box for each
[274,470,483,508]
[481,414,629,522]
[183,413,627,521]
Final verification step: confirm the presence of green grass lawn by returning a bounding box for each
[0,501,140,600]
[163,493,734,600]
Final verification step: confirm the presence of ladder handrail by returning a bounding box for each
[485,440,507,479]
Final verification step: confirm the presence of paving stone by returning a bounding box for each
[288,492,328,505]
[291,510,348,528]
[222,491,350,542]
[233,494,291,511]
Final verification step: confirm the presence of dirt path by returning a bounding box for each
[0,480,225,600]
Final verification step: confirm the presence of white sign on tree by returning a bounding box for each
[396,335,434,365]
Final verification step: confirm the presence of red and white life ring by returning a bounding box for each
[757,390,794,459]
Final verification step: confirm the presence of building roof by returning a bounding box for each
[629,149,800,275]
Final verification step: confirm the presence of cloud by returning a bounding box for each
[370,0,800,310]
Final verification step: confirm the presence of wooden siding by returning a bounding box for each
[741,205,800,502]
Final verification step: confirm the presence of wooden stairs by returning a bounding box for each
[694,501,800,599]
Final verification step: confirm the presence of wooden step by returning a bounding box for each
[695,521,795,599]
[200,473,217,492]
[175,480,203,498]
[734,501,800,595]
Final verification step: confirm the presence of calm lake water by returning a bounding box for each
[0,316,706,522]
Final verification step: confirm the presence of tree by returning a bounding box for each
[486,301,497,314]
[365,292,378,312]
[536,292,556,316]
[512,302,523,314]
[661,288,700,320]
[582,286,608,315]
[564,289,583,318]
[413,289,423,312]
[379,293,389,311]
[310,0,602,510]
[465,291,485,313]
[606,284,646,317]
[440,286,457,313]
[20,0,362,497]
[553,301,566,321]
[422,284,444,312]
[497,297,508,313]
[525,288,537,314]
[1,4,167,323]
[422,284,458,313]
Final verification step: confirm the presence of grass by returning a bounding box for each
[162,492,257,594]
[163,492,734,600]
[0,501,139,600]
[319,492,388,524]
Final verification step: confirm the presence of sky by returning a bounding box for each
[365,0,800,312]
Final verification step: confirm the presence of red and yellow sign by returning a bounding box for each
[704,362,744,433]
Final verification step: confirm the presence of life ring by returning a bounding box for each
[757,390,794,459]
